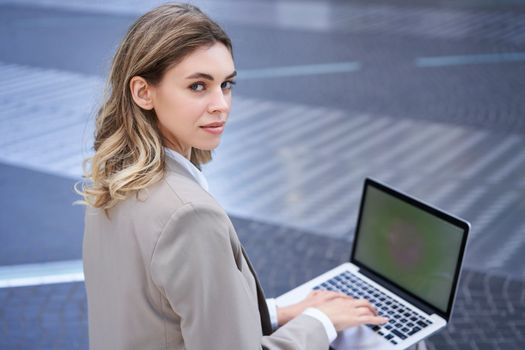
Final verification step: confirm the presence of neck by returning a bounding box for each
[164,141,191,160]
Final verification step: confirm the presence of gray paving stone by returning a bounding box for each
[1,216,525,349]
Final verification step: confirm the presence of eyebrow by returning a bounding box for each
[185,71,237,81]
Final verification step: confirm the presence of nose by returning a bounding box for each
[207,87,231,115]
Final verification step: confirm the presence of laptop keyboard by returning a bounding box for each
[313,271,433,346]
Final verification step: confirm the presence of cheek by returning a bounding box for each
[155,93,201,128]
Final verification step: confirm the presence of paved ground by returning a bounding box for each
[0,0,524,348]
[2,218,525,349]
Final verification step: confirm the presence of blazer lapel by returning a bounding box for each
[241,246,273,336]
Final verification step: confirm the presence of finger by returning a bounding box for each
[351,299,378,315]
[351,299,375,309]
[360,315,389,325]
[317,290,347,296]
[355,306,375,317]
[315,290,353,301]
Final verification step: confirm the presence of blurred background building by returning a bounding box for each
[1,0,524,348]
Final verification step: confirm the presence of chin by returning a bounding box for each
[197,140,222,151]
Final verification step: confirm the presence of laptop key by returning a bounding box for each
[385,334,393,340]
[416,320,428,328]
[408,326,421,336]
[391,329,407,340]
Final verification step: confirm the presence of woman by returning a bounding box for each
[78,3,387,349]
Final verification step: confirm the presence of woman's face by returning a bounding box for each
[151,42,236,158]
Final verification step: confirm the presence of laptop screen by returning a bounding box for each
[352,179,468,316]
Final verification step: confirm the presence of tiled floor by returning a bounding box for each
[1,217,525,349]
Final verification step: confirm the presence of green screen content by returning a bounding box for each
[354,186,464,313]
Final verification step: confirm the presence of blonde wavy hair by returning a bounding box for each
[77,3,233,209]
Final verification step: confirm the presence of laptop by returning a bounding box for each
[276,178,470,349]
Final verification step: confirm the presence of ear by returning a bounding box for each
[129,76,155,110]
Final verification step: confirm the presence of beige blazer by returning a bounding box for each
[83,156,329,350]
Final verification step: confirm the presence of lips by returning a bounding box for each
[200,122,225,135]
[200,122,225,128]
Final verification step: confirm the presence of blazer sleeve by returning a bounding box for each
[150,202,330,350]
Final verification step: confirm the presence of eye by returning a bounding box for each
[190,82,206,92]
[221,80,236,90]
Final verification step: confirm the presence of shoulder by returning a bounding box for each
[84,163,232,253]
[159,171,234,240]
[116,167,228,233]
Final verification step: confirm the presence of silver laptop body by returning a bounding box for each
[276,178,470,350]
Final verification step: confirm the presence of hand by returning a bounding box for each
[277,290,354,326]
[315,294,388,331]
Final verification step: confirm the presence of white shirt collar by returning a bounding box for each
[164,148,209,192]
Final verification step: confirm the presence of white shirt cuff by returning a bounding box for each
[303,307,338,343]
[265,298,279,331]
